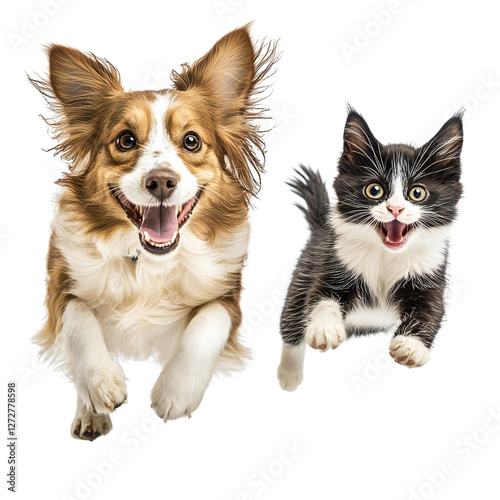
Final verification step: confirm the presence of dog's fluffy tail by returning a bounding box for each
[287,165,329,231]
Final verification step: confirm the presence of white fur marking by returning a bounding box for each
[305,299,346,352]
[150,301,232,421]
[119,95,198,208]
[345,304,399,330]
[370,172,424,226]
[389,335,430,368]
[332,212,450,299]
[60,300,127,414]
[277,343,306,392]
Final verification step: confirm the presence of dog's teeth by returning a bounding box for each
[138,206,143,216]
[143,235,177,249]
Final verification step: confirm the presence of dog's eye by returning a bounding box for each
[409,186,427,202]
[116,131,136,151]
[365,183,384,199]
[183,132,201,152]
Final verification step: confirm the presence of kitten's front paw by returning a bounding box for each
[305,319,346,352]
[151,374,207,422]
[389,335,431,368]
[277,364,303,392]
[77,361,127,414]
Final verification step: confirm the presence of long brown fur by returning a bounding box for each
[171,24,279,199]
[31,26,278,367]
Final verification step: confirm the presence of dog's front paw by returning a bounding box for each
[71,407,112,441]
[305,319,346,352]
[151,374,207,422]
[77,361,127,414]
[389,335,430,368]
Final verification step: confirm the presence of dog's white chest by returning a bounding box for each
[62,225,249,362]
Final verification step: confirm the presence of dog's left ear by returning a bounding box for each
[172,25,279,198]
[174,25,257,108]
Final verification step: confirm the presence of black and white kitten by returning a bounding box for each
[277,109,463,391]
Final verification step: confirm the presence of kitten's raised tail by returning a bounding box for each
[287,165,329,230]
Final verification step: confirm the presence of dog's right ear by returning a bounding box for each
[48,44,123,121]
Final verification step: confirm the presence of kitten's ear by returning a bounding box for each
[341,109,381,168]
[422,114,463,164]
[418,114,463,180]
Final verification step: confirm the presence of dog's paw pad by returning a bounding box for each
[389,335,430,368]
[71,410,112,441]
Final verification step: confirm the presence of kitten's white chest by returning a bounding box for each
[333,218,450,293]
[344,303,400,331]
[332,216,451,332]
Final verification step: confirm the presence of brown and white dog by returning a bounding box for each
[31,26,277,440]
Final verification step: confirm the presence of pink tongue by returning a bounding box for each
[140,205,178,243]
[385,220,406,243]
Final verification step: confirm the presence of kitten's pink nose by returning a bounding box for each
[387,205,404,218]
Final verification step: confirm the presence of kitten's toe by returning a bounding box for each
[389,335,430,368]
[305,320,346,352]
[305,299,346,352]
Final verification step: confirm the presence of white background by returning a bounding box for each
[2,1,500,499]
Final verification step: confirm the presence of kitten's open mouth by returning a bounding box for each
[110,186,203,255]
[378,220,413,250]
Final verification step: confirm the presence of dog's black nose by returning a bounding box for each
[144,169,178,200]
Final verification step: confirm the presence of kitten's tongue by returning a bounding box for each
[140,205,178,243]
[384,220,406,243]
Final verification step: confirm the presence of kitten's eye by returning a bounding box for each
[183,132,201,152]
[116,131,136,151]
[365,183,384,199]
[409,186,427,202]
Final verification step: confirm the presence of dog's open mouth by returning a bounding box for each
[378,220,413,250]
[110,186,203,255]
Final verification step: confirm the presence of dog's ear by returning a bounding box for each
[172,26,279,199]
[49,44,123,113]
[173,26,256,108]
[30,45,123,165]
